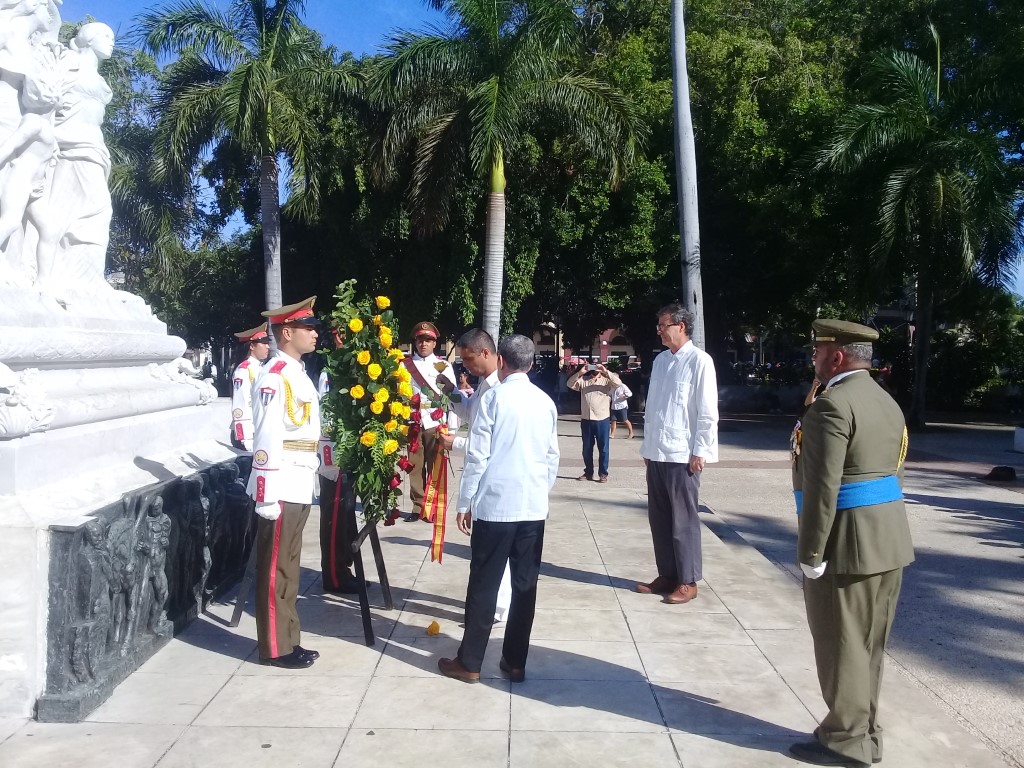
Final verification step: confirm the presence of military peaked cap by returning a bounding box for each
[811,319,879,344]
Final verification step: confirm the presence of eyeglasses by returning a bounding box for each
[656,322,681,332]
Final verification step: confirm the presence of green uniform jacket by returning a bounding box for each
[792,370,915,574]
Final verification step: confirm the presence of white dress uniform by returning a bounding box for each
[246,351,322,518]
[409,352,460,430]
[231,356,260,450]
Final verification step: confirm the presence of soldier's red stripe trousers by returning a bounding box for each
[255,502,310,659]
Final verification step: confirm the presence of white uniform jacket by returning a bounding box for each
[246,352,322,517]
[316,370,340,483]
[407,353,459,431]
[230,356,260,450]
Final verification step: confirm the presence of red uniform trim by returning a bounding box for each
[270,360,288,375]
[233,423,244,441]
[255,476,266,501]
[239,359,250,369]
[267,509,283,657]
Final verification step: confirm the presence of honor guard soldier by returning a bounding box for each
[230,323,270,450]
[246,297,322,669]
[403,321,459,521]
[789,319,914,768]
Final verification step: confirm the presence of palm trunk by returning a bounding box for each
[260,154,282,311]
[908,265,934,429]
[481,149,506,343]
[671,0,706,350]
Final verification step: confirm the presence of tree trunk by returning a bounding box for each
[671,0,706,350]
[260,154,282,311]
[908,266,934,429]
[481,149,506,343]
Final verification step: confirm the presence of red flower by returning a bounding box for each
[411,409,422,423]
[430,407,444,421]
[409,439,420,454]
[411,394,421,408]
[389,473,402,489]
[397,456,414,473]
[383,508,402,527]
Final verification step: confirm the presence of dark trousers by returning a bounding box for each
[458,519,545,673]
[804,568,904,765]
[581,418,610,478]
[319,472,356,591]
[646,460,702,584]
[255,502,310,659]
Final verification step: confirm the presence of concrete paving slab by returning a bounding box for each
[0,722,184,768]
[623,608,755,645]
[671,733,823,767]
[523,640,647,681]
[195,675,370,728]
[0,717,25,744]
[637,642,778,684]
[656,679,817,736]
[529,607,633,642]
[352,677,510,730]
[511,731,679,767]
[85,672,230,725]
[510,680,665,733]
[136,633,255,677]
[337,728,508,767]
[376,636,505,679]
[239,636,383,677]
[158,726,347,768]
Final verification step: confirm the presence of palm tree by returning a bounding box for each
[366,0,642,341]
[135,0,356,310]
[817,28,1023,427]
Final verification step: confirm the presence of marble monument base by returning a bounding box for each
[0,400,255,720]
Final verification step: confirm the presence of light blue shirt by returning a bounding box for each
[456,372,560,521]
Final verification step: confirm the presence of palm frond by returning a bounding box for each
[134,0,250,67]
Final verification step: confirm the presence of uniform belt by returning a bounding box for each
[283,439,318,452]
[794,475,902,515]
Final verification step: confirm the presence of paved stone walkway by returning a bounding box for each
[0,417,1013,767]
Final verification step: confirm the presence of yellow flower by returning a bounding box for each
[399,425,409,436]
[433,361,447,373]
[348,317,364,333]
[370,401,384,415]
[398,382,413,399]
[383,439,399,455]
[374,388,390,403]
[360,431,377,447]
[356,350,371,365]
[379,325,393,337]
[367,363,382,380]
[389,401,404,417]
[380,334,393,350]
[372,315,383,326]
[402,405,412,420]
[375,296,391,310]
[390,348,405,360]
[385,419,398,432]
[397,367,412,383]
[349,385,365,400]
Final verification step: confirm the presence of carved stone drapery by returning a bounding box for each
[36,456,255,722]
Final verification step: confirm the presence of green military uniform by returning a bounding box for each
[792,320,915,766]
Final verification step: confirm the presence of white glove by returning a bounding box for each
[800,561,828,579]
[255,501,282,521]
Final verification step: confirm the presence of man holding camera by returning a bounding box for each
[567,361,623,483]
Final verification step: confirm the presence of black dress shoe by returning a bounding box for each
[260,650,314,669]
[499,656,525,683]
[403,512,422,522]
[293,645,319,661]
[788,740,870,767]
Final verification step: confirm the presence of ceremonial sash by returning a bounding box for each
[423,426,449,562]
[794,475,902,515]
[403,357,442,399]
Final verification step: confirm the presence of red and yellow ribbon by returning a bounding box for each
[423,425,449,562]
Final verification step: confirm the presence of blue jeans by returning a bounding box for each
[581,418,610,478]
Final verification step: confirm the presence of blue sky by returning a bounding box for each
[69,0,444,56]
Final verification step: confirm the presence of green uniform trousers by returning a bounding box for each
[408,426,439,516]
[804,568,903,765]
[255,502,311,659]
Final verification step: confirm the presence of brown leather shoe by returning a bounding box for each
[664,583,698,604]
[438,657,480,683]
[597,475,608,483]
[576,473,592,481]
[635,576,675,595]
[499,656,525,683]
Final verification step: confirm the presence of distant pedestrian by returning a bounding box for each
[788,319,914,768]
[609,382,633,439]
[438,334,560,684]
[567,362,623,482]
[636,303,719,605]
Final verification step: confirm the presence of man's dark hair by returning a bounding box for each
[497,334,535,372]
[657,303,695,336]
[456,328,496,354]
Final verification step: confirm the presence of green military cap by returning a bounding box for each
[262,296,319,326]
[811,319,879,344]
[411,321,439,340]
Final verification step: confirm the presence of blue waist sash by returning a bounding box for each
[794,475,902,515]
